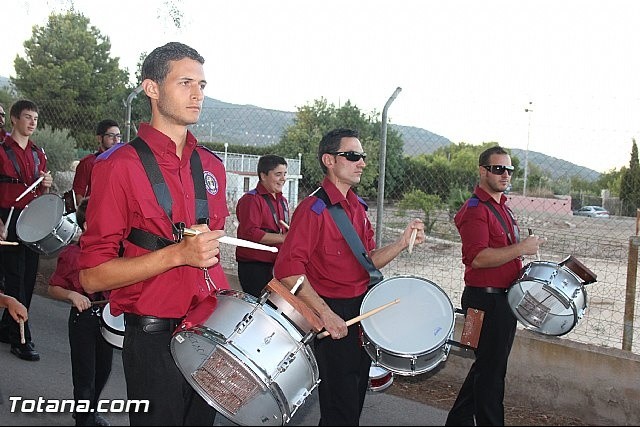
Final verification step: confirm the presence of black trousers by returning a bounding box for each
[237,261,274,298]
[314,293,370,426]
[0,236,39,344]
[445,287,517,426]
[68,307,113,426]
[122,316,217,426]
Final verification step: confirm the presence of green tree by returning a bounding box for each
[35,124,77,178]
[620,139,640,216]
[397,189,442,234]
[274,98,404,198]
[12,11,131,149]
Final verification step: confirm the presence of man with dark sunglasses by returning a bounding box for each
[274,127,425,425]
[446,145,545,426]
[72,119,121,204]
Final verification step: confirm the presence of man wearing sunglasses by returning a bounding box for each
[72,119,121,203]
[446,146,545,426]
[274,127,425,425]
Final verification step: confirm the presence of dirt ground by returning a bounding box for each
[33,256,592,426]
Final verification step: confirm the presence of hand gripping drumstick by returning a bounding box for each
[15,176,44,202]
[316,298,400,339]
[183,228,278,253]
[2,206,14,240]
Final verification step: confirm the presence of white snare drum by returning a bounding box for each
[368,366,393,392]
[360,276,455,376]
[16,194,80,255]
[171,290,319,426]
[508,259,590,336]
[100,303,125,349]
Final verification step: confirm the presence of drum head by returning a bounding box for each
[16,194,65,242]
[360,276,454,356]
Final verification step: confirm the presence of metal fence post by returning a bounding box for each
[375,87,402,247]
[125,85,144,142]
[623,213,640,350]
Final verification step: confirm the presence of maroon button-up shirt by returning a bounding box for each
[78,123,230,318]
[455,186,522,288]
[274,177,375,299]
[0,135,48,209]
[235,181,288,264]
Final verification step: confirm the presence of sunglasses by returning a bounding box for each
[482,164,515,176]
[330,151,367,162]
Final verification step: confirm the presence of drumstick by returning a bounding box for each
[279,220,290,230]
[290,275,304,294]
[15,176,44,202]
[316,299,400,339]
[19,319,25,345]
[183,228,278,253]
[2,206,14,239]
[408,228,417,254]
[0,241,19,246]
[529,228,541,261]
[91,299,109,306]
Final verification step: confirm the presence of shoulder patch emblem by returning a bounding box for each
[468,197,480,207]
[204,171,219,195]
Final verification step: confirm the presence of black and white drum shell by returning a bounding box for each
[100,302,125,349]
[360,276,455,376]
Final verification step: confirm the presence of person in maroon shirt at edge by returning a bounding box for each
[274,128,426,426]
[72,119,121,204]
[445,146,546,426]
[48,198,112,427]
[0,99,53,361]
[78,42,230,426]
[235,154,289,297]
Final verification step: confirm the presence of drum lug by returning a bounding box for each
[234,312,255,334]
[276,351,297,374]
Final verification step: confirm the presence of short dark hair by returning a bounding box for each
[257,155,287,179]
[318,128,360,174]
[10,99,38,119]
[96,119,119,135]
[142,42,205,84]
[478,145,509,166]
[75,198,89,230]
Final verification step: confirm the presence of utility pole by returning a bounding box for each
[523,101,533,197]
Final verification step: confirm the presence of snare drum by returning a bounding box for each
[171,290,319,426]
[368,366,394,392]
[16,194,80,255]
[100,303,125,349]
[508,259,590,336]
[360,276,455,376]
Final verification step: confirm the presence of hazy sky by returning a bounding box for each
[4,0,640,173]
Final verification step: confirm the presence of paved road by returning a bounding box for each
[0,294,448,426]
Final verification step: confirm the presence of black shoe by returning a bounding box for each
[93,414,111,426]
[10,342,40,361]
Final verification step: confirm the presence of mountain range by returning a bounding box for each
[0,76,600,181]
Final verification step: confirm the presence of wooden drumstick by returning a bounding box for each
[183,228,278,253]
[91,299,109,306]
[408,228,417,254]
[529,228,541,261]
[0,241,19,246]
[316,299,400,339]
[2,206,14,239]
[19,319,25,345]
[279,220,290,230]
[15,176,44,202]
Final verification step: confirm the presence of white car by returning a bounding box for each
[573,206,610,218]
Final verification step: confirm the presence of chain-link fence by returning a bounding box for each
[25,98,640,356]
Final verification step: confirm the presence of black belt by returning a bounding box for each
[124,313,184,333]
[466,286,509,294]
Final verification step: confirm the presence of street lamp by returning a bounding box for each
[523,101,533,197]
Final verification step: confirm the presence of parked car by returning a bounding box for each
[573,206,610,218]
